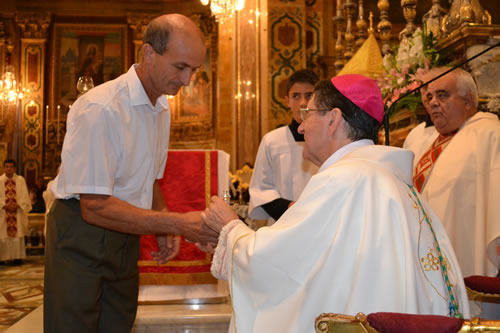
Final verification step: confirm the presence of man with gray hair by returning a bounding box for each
[44,14,218,332]
[404,67,500,317]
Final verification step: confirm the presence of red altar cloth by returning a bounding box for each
[138,150,223,285]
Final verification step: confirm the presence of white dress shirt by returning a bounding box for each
[51,65,171,210]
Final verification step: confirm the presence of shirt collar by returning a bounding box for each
[126,64,170,113]
[319,139,374,172]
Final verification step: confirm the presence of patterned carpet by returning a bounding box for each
[0,256,44,332]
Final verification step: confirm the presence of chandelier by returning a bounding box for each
[200,0,245,23]
[0,65,28,106]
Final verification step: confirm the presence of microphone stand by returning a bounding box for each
[383,40,500,146]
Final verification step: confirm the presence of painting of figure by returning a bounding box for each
[52,24,127,113]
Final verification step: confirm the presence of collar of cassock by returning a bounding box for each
[288,118,304,142]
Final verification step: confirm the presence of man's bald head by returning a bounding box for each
[142,14,204,56]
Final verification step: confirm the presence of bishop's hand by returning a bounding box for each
[201,196,239,234]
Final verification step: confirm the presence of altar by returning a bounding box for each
[138,149,231,303]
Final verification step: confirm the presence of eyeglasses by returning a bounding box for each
[299,107,331,121]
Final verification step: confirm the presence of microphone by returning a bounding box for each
[383,40,500,146]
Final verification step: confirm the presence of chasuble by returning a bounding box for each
[404,112,500,278]
[212,144,469,333]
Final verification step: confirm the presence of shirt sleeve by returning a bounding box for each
[60,102,121,195]
[248,136,282,219]
[261,198,292,221]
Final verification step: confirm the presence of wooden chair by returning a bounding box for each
[315,312,500,333]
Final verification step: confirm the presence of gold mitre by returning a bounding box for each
[337,33,384,79]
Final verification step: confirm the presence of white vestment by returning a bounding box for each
[0,173,31,261]
[212,143,470,333]
[404,112,500,277]
[248,126,318,222]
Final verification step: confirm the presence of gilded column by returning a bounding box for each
[377,0,392,55]
[235,0,263,168]
[333,0,346,72]
[400,0,418,40]
[343,0,356,61]
[355,0,367,51]
[15,12,51,185]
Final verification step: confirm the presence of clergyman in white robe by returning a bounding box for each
[210,143,469,332]
[404,111,500,278]
[202,75,470,333]
[0,173,31,261]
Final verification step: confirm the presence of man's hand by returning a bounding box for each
[179,211,220,245]
[195,242,216,254]
[201,196,239,233]
[152,234,181,264]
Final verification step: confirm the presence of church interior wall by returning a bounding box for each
[0,0,499,185]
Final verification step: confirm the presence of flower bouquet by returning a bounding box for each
[377,27,449,119]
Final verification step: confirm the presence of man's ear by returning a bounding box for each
[284,95,290,108]
[464,92,476,115]
[327,108,343,134]
[142,43,154,64]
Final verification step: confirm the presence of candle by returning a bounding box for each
[45,105,49,144]
[57,105,60,144]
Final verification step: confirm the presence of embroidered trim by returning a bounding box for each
[422,248,441,271]
[409,185,462,318]
[230,230,252,333]
[210,220,240,280]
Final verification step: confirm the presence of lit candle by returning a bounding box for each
[57,105,60,144]
[45,105,49,144]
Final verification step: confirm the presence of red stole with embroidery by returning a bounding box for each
[5,178,17,237]
[413,131,457,192]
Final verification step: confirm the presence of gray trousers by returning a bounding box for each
[44,199,140,332]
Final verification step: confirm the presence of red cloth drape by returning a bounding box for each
[138,150,219,285]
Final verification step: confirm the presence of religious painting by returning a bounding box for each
[168,14,217,148]
[168,53,212,120]
[50,23,128,115]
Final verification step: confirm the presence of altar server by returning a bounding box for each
[249,69,319,224]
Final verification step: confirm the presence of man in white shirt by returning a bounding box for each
[202,74,469,333]
[44,14,218,332]
[248,69,319,224]
[403,67,500,318]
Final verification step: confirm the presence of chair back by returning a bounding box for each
[315,312,500,333]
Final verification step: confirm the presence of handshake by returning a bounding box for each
[153,196,240,264]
